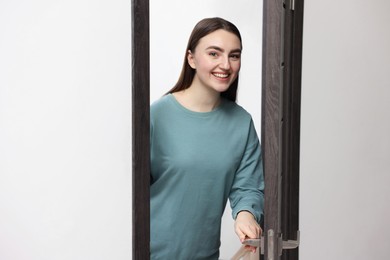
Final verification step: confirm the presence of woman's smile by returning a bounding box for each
[212,72,230,79]
[187,29,242,94]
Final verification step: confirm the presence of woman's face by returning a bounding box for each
[187,29,242,94]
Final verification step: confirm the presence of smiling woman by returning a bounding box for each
[150,2,264,259]
[149,18,264,259]
[132,0,305,259]
[150,0,263,115]
[168,27,243,110]
[184,29,242,100]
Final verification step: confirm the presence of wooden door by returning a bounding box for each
[262,0,304,259]
[131,0,304,259]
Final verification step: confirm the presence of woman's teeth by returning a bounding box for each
[213,73,229,78]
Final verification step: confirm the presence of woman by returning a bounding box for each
[150,17,264,259]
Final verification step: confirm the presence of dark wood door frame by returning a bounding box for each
[281,0,304,259]
[262,0,304,259]
[261,0,284,257]
[131,0,304,259]
[131,1,150,259]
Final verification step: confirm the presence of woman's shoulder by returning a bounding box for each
[150,94,174,116]
[222,99,252,121]
[151,94,171,109]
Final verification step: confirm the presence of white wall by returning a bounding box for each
[300,0,390,259]
[0,1,132,259]
[150,1,263,258]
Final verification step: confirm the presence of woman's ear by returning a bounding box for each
[187,50,196,69]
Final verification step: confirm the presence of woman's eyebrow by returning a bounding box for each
[206,46,242,53]
[230,48,242,53]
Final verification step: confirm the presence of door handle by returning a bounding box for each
[242,230,300,258]
[278,231,300,255]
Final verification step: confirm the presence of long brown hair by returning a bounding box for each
[166,17,242,102]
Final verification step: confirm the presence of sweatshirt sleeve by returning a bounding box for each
[229,119,264,223]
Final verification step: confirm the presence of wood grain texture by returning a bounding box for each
[262,0,304,259]
[261,0,284,258]
[132,0,150,259]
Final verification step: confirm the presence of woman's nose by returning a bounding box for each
[219,56,231,70]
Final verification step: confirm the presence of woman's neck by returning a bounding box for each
[172,86,221,113]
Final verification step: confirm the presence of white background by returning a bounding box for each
[1,0,389,259]
[0,1,132,259]
[300,0,390,259]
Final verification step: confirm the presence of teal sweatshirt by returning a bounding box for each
[150,94,264,260]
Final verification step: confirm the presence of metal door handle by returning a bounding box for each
[279,231,300,255]
[241,230,300,258]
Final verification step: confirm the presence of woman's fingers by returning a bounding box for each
[244,245,257,253]
[234,211,263,252]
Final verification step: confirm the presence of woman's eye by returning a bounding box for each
[230,54,241,60]
[209,52,218,57]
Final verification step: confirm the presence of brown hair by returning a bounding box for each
[166,17,242,102]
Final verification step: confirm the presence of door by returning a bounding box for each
[262,0,303,259]
[131,0,304,259]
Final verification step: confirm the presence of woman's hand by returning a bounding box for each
[234,211,262,253]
